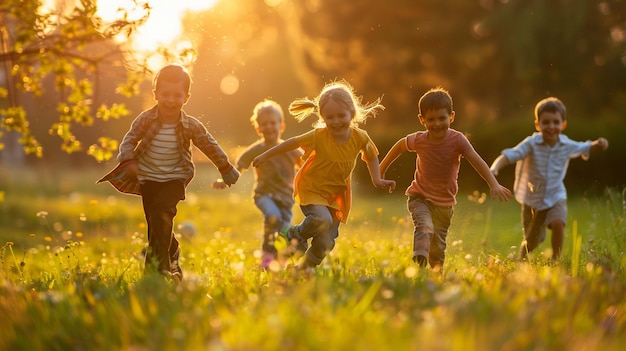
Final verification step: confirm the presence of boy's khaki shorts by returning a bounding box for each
[522,200,567,243]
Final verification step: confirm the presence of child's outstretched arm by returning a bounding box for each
[379,137,408,180]
[253,137,299,167]
[489,154,511,177]
[363,148,396,192]
[466,150,512,202]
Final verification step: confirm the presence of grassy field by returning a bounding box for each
[1,166,625,350]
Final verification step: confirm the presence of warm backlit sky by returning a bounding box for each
[95,0,218,49]
[42,0,220,70]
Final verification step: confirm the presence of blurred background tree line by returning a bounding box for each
[1,0,624,193]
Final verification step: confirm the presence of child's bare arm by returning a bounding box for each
[379,138,408,178]
[489,154,511,177]
[363,149,396,192]
[253,138,299,167]
[466,150,512,202]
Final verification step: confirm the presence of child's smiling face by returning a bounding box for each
[320,98,353,141]
[535,111,567,146]
[256,111,283,144]
[154,80,190,122]
[418,108,455,142]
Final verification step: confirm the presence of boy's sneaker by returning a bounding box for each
[171,271,182,284]
[278,226,307,255]
[413,255,428,268]
[159,270,181,285]
[171,260,183,283]
[261,251,276,269]
[170,247,183,282]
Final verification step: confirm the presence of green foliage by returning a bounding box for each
[279,0,626,118]
[0,106,42,156]
[0,168,625,350]
[581,187,626,272]
[87,137,119,163]
[0,0,148,161]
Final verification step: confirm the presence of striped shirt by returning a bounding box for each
[502,132,591,210]
[97,105,235,195]
[138,123,187,182]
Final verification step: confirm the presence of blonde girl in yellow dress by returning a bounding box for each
[253,81,395,270]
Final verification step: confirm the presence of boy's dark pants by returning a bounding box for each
[140,180,185,274]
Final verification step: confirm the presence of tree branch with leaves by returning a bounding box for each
[0,0,152,162]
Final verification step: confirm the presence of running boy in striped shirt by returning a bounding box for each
[490,97,608,261]
[99,64,240,282]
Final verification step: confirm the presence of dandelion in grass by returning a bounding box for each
[381,289,394,299]
[61,231,72,241]
[404,266,418,278]
[52,222,63,232]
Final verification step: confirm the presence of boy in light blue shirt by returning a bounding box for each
[490,97,608,260]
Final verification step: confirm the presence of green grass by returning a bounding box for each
[1,167,624,350]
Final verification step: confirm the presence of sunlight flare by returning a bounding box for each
[39,0,220,70]
[97,0,219,69]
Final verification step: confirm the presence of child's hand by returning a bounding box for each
[491,184,512,202]
[124,159,138,177]
[211,179,228,190]
[376,179,396,193]
[252,155,265,168]
[221,168,240,186]
[596,137,609,151]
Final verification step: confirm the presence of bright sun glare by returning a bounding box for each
[42,0,219,70]
[41,0,249,94]
[95,0,219,69]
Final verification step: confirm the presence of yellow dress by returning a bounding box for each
[293,127,378,223]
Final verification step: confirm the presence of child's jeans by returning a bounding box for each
[295,204,340,267]
[140,180,185,274]
[408,195,453,267]
[254,195,294,254]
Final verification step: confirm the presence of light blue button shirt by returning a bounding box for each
[502,132,591,210]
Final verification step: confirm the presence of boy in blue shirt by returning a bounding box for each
[490,97,608,260]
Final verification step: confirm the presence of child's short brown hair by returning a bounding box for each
[535,97,566,121]
[418,87,453,115]
[153,64,192,93]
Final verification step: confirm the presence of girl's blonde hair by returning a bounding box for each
[250,99,284,128]
[288,80,384,128]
